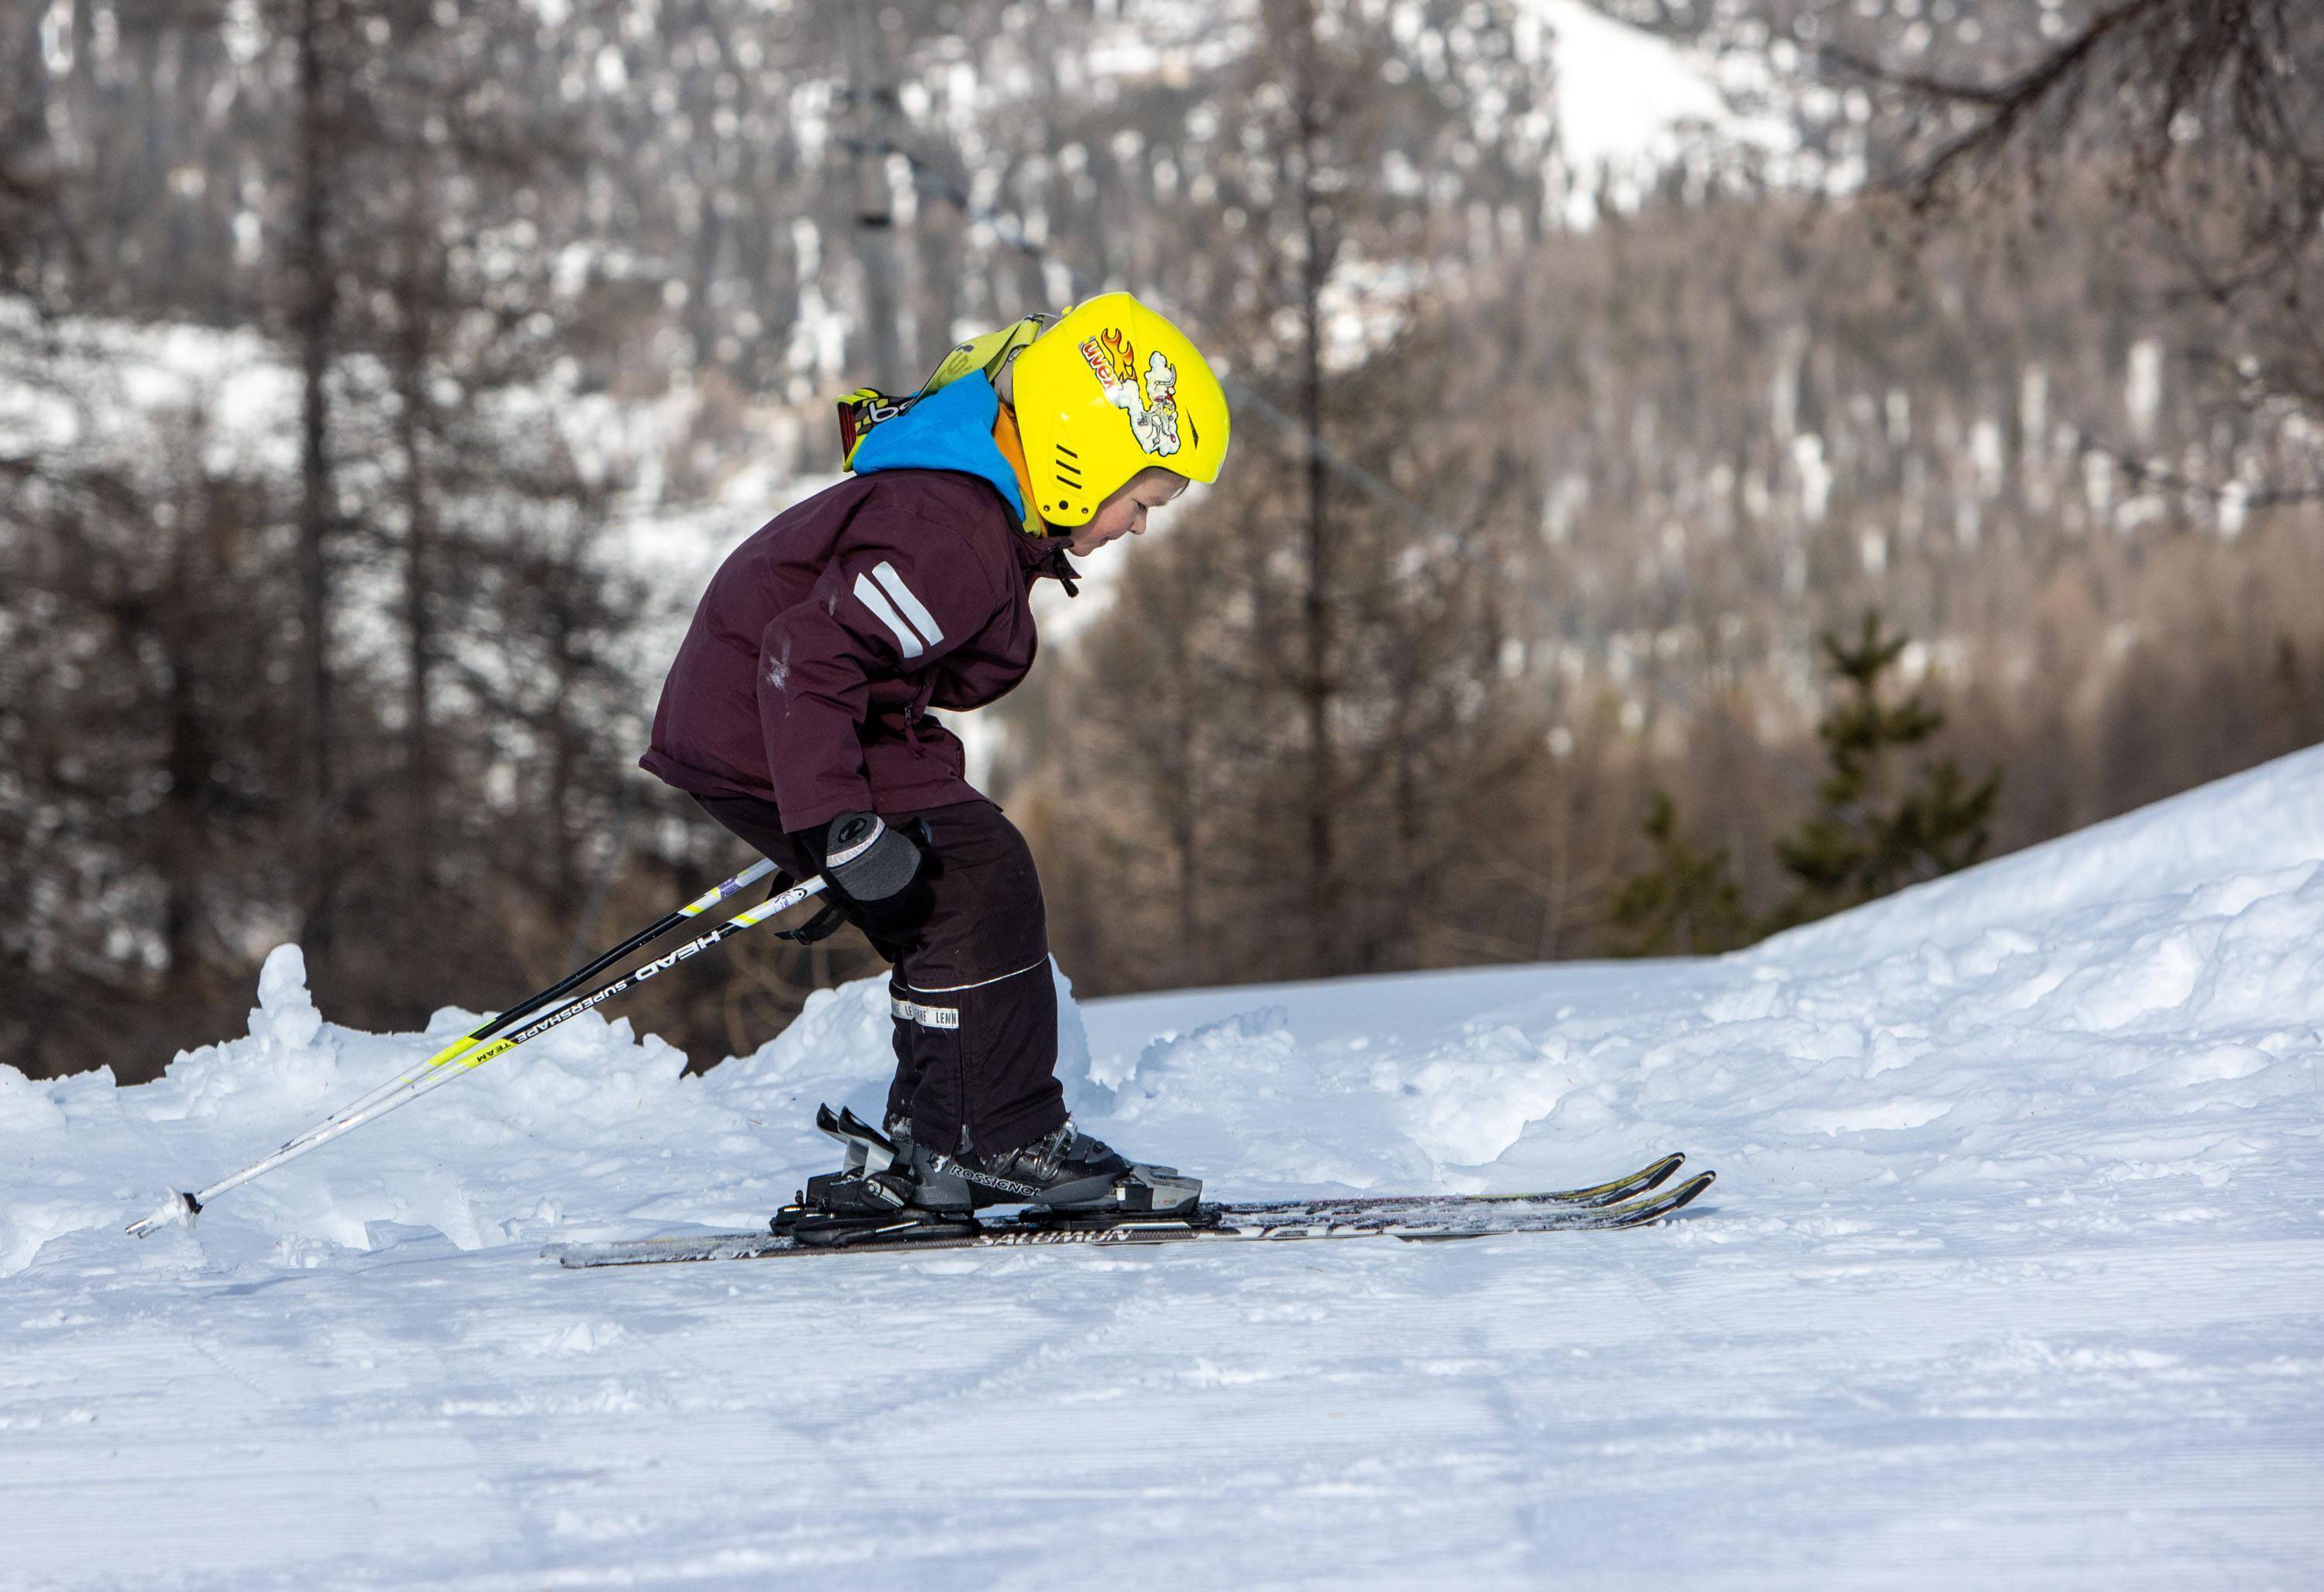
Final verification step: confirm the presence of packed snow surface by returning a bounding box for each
[7,748,2324,1588]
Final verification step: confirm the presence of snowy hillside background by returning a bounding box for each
[7,746,2320,1587]
[19,0,2324,1095]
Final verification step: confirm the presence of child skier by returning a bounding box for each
[641,294,1229,1226]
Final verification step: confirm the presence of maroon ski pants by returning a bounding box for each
[693,794,1067,1157]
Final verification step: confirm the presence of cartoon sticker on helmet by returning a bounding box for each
[1078,326,1181,459]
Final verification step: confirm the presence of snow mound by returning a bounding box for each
[0,957,1094,1278]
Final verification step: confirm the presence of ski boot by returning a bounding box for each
[906,1120,1204,1216]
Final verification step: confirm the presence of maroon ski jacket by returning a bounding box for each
[641,469,1078,834]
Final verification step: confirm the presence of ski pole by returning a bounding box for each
[125,873,828,1239]
[280,858,779,1156]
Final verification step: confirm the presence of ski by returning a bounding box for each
[545,1166,1714,1268]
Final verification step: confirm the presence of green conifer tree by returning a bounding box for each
[1608,791,1750,956]
[1772,613,2000,928]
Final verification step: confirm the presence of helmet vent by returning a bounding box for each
[1057,442,1079,459]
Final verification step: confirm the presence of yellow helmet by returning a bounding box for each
[1009,292,1230,528]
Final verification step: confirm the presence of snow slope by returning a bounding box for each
[6,748,2323,1588]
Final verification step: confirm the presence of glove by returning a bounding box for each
[818,811,923,904]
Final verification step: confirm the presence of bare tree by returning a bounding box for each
[1830,0,2324,478]
[284,0,347,964]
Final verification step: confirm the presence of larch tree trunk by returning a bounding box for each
[290,0,342,965]
[1293,2,1338,975]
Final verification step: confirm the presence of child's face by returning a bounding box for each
[1067,469,1188,555]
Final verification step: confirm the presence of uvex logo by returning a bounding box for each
[636,932,717,979]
